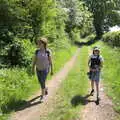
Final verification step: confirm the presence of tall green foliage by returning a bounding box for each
[83,0,120,38]
[27,0,57,41]
[102,31,120,47]
[0,0,68,66]
[60,0,93,39]
[0,0,93,67]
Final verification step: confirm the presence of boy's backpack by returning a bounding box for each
[90,55,101,69]
[35,49,50,57]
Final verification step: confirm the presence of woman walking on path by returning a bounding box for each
[32,37,53,101]
[88,47,104,104]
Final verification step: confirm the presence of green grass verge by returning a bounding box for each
[0,46,77,120]
[42,46,89,120]
[75,34,95,43]
[90,41,120,114]
[47,46,77,80]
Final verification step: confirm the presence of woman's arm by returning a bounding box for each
[32,55,37,74]
[48,56,53,75]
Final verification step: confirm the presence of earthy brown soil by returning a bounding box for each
[80,84,119,120]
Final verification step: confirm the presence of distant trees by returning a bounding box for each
[83,0,120,38]
[59,0,93,39]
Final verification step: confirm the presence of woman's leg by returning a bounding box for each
[41,88,46,96]
[41,69,48,96]
[41,72,46,96]
[36,70,46,96]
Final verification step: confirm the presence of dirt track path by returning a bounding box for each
[80,48,119,120]
[80,84,119,120]
[10,48,80,120]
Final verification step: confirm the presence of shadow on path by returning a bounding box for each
[74,38,100,47]
[71,94,96,107]
[15,96,42,112]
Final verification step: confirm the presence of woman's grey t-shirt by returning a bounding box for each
[35,49,51,71]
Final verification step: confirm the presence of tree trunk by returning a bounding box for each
[93,14,104,39]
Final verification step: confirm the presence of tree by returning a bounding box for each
[0,0,70,66]
[59,0,93,40]
[83,0,120,38]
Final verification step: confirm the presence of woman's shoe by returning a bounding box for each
[45,88,48,95]
[40,95,44,101]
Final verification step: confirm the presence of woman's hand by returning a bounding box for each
[51,71,53,76]
[32,55,36,75]
[32,68,35,75]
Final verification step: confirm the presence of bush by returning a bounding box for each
[0,68,39,113]
[86,34,96,41]
[1,38,35,67]
[102,31,120,47]
[101,42,120,113]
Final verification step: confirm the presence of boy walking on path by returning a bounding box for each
[88,47,104,104]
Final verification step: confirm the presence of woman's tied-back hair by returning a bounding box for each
[40,37,48,45]
[37,37,48,50]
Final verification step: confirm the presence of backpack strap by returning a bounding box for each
[90,55,101,68]
[46,49,50,57]
[35,49,50,57]
[35,49,40,56]
[97,55,100,60]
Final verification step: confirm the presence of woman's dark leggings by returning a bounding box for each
[36,69,48,89]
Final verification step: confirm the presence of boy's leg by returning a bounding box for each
[90,80,94,95]
[95,81,100,105]
[95,81,99,98]
[95,71,100,99]
[91,80,94,90]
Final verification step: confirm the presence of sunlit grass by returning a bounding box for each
[43,47,89,120]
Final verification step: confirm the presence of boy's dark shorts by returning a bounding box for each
[88,71,101,82]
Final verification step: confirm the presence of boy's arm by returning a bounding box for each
[87,56,91,72]
[100,61,103,68]
[88,56,91,67]
[100,56,104,69]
